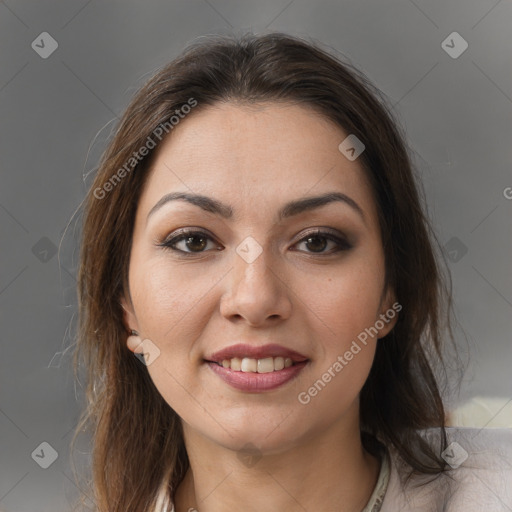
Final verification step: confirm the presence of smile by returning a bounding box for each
[205,359,309,392]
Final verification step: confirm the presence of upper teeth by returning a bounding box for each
[221,357,294,373]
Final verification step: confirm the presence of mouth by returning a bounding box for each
[205,355,304,373]
[204,343,310,392]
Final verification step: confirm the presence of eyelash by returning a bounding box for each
[157,228,352,256]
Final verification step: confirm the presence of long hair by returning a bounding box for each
[71,32,458,511]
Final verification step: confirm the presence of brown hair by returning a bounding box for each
[71,32,458,511]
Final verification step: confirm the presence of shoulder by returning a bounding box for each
[380,427,512,511]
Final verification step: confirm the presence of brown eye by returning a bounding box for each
[159,230,219,254]
[294,229,352,254]
[303,235,328,253]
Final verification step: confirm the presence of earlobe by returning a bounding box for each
[126,330,143,353]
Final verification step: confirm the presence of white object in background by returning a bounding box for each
[447,395,512,428]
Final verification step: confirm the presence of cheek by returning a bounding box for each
[299,257,384,349]
[128,256,219,405]
[295,267,382,418]
[129,256,213,339]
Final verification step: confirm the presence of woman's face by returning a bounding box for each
[122,102,397,453]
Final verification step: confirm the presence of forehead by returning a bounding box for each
[137,102,378,227]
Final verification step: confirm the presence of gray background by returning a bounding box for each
[1,1,511,510]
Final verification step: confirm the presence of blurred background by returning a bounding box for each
[1,1,511,510]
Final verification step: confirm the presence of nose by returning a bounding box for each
[219,242,292,327]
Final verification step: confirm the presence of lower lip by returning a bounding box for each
[206,361,308,392]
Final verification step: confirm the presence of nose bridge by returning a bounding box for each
[233,235,277,294]
[220,234,291,323]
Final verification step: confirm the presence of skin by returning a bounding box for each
[121,102,398,512]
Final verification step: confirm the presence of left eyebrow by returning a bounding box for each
[146,191,366,226]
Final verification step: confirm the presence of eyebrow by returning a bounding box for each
[146,191,366,225]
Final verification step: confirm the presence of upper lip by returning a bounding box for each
[206,343,309,363]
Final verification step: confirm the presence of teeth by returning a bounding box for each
[241,358,257,372]
[219,356,295,372]
[230,357,242,371]
[274,357,285,371]
[257,357,274,373]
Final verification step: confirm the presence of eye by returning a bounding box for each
[157,228,352,256]
[292,229,352,254]
[158,229,220,254]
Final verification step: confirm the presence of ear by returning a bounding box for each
[375,286,400,339]
[120,295,143,353]
[120,294,139,336]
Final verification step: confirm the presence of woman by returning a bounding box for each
[72,32,512,511]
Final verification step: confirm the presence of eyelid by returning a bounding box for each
[159,226,217,243]
[293,226,348,243]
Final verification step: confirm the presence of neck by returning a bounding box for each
[174,416,380,512]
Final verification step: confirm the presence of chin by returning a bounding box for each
[224,429,303,456]
[196,410,308,454]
